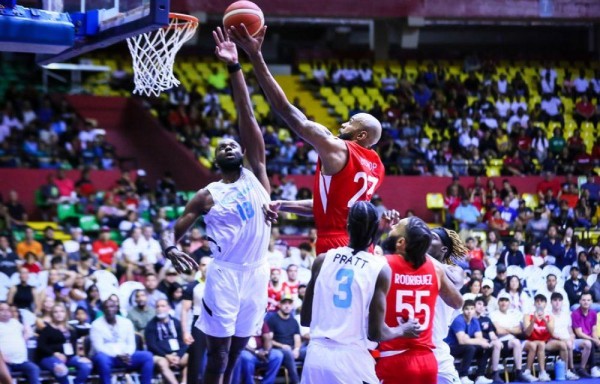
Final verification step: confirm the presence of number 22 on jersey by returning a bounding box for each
[396,290,431,327]
[347,172,379,207]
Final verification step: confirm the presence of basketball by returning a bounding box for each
[223,1,264,37]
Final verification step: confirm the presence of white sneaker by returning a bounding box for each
[591,366,600,378]
[522,370,539,382]
[475,376,493,384]
[538,371,551,382]
[565,370,579,380]
[460,377,474,384]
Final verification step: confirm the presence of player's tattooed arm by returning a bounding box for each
[300,254,325,327]
[368,264,423,342]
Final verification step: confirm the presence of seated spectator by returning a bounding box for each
[127,289,156,333]
[526,208,550,243]
[462,278,482,302]
[573,69,590,98]
[120,227,153,281]
[37,175,61,220]
[539,225,564,265]
[380,69,398,95]
[465,237,485,272]
[311,62,327,86]
[497,197,517,228]
[7,267,36,312]
[499,239,525,268]
[571,293,600,378]
[498,275,532,314]
[145,299,188,384]
[266,295,303,384]
[564,266,588,310]
[489,293,529,382]
[16,227,43,260]
[231,321,284,384]
[282,243,314,271]
[445,300,493,384]
[574,96,596,127]
[536,274,570,313]
[549,292,582,379]
[540,94,564,125]
[474,298,504,383]
[483,231,504,264]
[37,303,92,384]
[492,264,508,297]
[90,299,154,384]
[158,267,180,296]
[5,190,28,229]
[0,301,40,384]
[0,235,18,277]
[79,284,102,322]
[454,198,485,231]
[548,128,567,158]
[92,227,119,270]
[480,280,498,314]
[144,272,168,307]
[522,294,568,382]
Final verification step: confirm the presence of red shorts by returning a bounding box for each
[376,350,437,384]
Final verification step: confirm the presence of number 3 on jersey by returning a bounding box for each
[347,172,379,207]
[396,290,431,327]
[333,268,354,308]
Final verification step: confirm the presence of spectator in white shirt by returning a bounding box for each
[91,299,154,384]
[590,69,600,99]
[358,63,373,87]
[311,62,327,86]
[495,94,511,120]
[540,94,564,124]
[121,226,152,280]
[141,225,163,267]
[540,66,557,85]
[536,274,570,313]
[78,121,97,150]
[480,111,499,130]
[340,65,358,87]
[510,96,528,114]
[540,71,556,96]
[489,294,529,382]
[144,272,168,308]
[573,69,589,97]
[381,69,398,95]
[459,129,480,149]
[0,302,40,384]
[550,292,583,380]
[21,101,37,126]
[507,108,529,133]
[496,73,509,95]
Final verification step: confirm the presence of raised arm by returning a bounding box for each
[228,25,347,174]
[435,262,464,309]
[213,28,269,192]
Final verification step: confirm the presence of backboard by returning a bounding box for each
[32,0,169,64]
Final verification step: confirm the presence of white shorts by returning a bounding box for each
[301,339,378,384]
[436,355,460,384]
[197,258,269,338]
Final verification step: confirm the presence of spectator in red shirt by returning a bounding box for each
[574,95,596,128]
[515,128,532,153]
[267,268,283,312]
[567,129,587,157]
[281,264,300,297]
[575,152,594,175]
[466,237,485,271]
[503,151,524,176]
[537,172,562,200]
[54,168,75,203]
[92,227,119,270]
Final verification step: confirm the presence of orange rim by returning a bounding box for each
[166,12,199,29]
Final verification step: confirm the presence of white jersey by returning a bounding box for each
[204,168,270,265]
[310,246,386,349]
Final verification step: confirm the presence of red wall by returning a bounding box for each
[174,0,600,19]
[0,169,559,222]
[287,175,562,222]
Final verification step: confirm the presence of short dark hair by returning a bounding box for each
[463,299,476,309]
[546,273,557,280]
[581,292,593,300]
[474,297,486,305]
[298,242,313,252]
[534,294,547,302]
[550,292,563,301]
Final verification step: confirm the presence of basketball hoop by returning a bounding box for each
[126,13,198,97]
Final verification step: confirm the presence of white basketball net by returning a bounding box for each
[126,14,198,97]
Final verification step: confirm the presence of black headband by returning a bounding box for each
[432,227,452,257]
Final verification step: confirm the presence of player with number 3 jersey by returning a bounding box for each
[376,218,463,384]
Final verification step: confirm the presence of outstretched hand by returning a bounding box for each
[262,201,281,225]
[227,24,267,57]
[379,209,401,231]
[213,27,238,65]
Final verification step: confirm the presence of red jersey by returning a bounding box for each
[528,314,552,342]
[92,240,119,266]
[281,281,299,296]
[379,255,438,353]
[313,141,384,254]
[267,283,283,312]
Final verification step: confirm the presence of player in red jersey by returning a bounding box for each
[376,218,463,384]
[228,26,384,255]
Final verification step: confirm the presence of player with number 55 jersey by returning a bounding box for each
[376,217,463,384]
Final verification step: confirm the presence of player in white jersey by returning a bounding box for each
[428,227,468,384]
[161,28,271,384]
[300,202,422,384]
